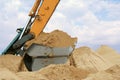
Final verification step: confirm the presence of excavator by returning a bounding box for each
[2,0,75,71]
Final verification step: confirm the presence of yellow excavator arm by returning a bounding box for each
[5,0,60,51]
[29,0,60,37]
[28,0,41,17]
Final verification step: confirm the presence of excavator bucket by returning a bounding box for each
[24,43,74,71]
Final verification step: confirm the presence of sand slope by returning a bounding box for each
[16,64,89,80]
[69,46,111,73]
[0,54,27,72]
[0,46,119,80]
[0,68,21,80]
[38,64,89,80]
[97,45,120,64]
[17,72,48,80]
[83,64,120,80]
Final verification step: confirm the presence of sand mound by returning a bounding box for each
[97,45,118,55]
[16,64,89,80]
[9,63,120,80]
[83,64,120,80]
[0,68,48,80]
[0,46,120,80]
[69,46,111,73]
[17,72,48,80]
[0,68,21,80]
[97,45,120,64]
[25,30,77,48]
[0,54,27,72]
[106,64,120,79]
[37,64,89,80]
[83,71,114,80]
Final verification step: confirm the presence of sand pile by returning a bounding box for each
[0,46,120,80]
[83,71,114,80]
[0,68,21,80]
[83,64,120,80]
[106,63,120,79]
[69,46,111,73]
[17,72,48,80]
[97,45,120,64]
[17,64,89,80]
[25,30,77,48]
[37,64,89,80]
[0,54,27,72]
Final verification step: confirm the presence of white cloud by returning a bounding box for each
[85,0,120,20]
[0,0,29,53]
[4,0,21,17]
[45,0,120,50]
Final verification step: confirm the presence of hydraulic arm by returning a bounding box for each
[2,0,60,55]
[30,0,60,37]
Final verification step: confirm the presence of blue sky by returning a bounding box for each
[0,0,120,53]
